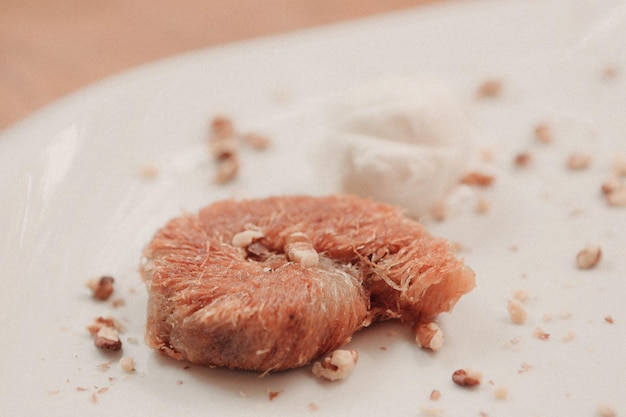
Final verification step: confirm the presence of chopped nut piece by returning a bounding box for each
[312,350,358,381]
[611,154,626,177]
[138,163,159,179]
[460,171,495,187]
[606,187,626,207]
[243,132,271,150]
[576,244,602,270]
[534,122,553,144]
[601,177,622,195]
[493,386,508,400]
[210,136,238,160]
[429,389,442,401]
[414,322,444,351]
[566,153,592,171]
[597,404,617,417]
[87,276,115,301]
[560,330,576,342]
[533,327,550,340]
[603,65,619,80]
[95,327,122,351]
[231,229,265,248]
[514,152,532,168]
[420,405,446,417]
[507,300,527,325]
[211,116,235,139]
[476,197,490,214]
[119,356,135,372]
[452,368,482,387]
[268,390,281,401]
[476,79,503,98]
[308,403,320,411]
[604,315,614,324]
[518,362,533,373]
[285,232,319,267]
[512,289,530,302]
[215,156,239,184]
[430,201,447,221]
[87,316,125,335]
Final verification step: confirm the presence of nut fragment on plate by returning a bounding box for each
[95,327,122,351]
[513,152,532,168]
[493,386,508,400]
[566,153,592,171]
[475,79,503,98]
[533,327,550,341]
[452,368,482,387]
[606,187,626,207]
[209,115,272,184]
[414,322,444,351]
[596,403,617,417]
[87,276,115,301]
[312,350,358,381]
[576,244,602,270]
[88,316,124,351]
[534,122,553,144]
[460,171,495,187]
[507,300,527,325]
[119,356,135,372]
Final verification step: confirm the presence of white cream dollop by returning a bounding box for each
[320,76,473,218]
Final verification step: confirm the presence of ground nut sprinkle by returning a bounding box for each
[576,244,602,270]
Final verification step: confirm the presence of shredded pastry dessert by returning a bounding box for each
[141,194,475,372]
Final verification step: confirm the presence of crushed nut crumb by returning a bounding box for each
[604,315,614,324]
[534,122,553,144]
[268,390,281,401]
[285,232,319,267]
[243,132,271,150]
[429,389,442,401]
[119,356,135,372]
[518,362,533,373]
[87,276,115,301]
[308,402,320,411]
[493,386,508,400]
[430,201,447,221]
[512,289,530,302]
[232,229,265,248]
[420,405,446,417]
[513,152,532,168]
[603,65,619,80]
[560,330,576,342]
[211,116,235,139]
[601,177,622,195]
[533,327,550,341]
[460,171,495,187]
[138,163,159,179]
[476,197,491,214]
[95,326,122,351]
[606,187,626,207]
[476,79,503,98]
[451,368,482,387]
[312,350,358,381]
[566,153,592,171]
[611,154,626,177]
[414,322,444,351]
[576,244,602,270]
[597,403,617,417]
[87,316,125,335]
[507,300,527,325]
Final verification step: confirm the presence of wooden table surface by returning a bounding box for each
[0,0,444,132]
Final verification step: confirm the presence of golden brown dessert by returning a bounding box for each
[141,194,475,372]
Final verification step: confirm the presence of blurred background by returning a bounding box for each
[0,0,443,131]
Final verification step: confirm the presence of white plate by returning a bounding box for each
[1,0,625,416]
